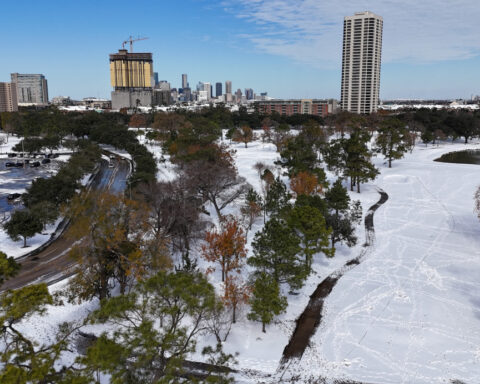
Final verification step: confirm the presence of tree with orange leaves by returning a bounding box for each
[201,217,247,282]
[290,171,322,197]
[129,113,147,131]
[65,191,169,302]
[232,125,254,148]
[223,275,250,323]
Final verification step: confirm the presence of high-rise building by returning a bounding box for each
[153,72,159,87]
[182,74,188,89]
[225,81,232,95]
[11,73,48,106]
[341,11,383,114]
[216,82,222,98]
[235,89,242,103]
[0,82,18,112]
[245,88,254,100]
[109,49,154,109]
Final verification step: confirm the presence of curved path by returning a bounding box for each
[0,157,130,291]
[280,188,389,365]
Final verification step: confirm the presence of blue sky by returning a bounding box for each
[1,0,479,100]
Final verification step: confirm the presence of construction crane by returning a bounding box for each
[122,36,149,53]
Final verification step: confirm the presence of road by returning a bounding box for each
[1,157,130,291]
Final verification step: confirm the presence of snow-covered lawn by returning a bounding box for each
[6,133,480,384]
[297,142,480,384]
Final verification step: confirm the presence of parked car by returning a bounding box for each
[53,153,59,158]
[7,153,17,158]
[30,161,41,168]
[15,162,24,167]
[41,158,51,164]
[23,159,30,164]
[7,193,21,201]
[5,162,15,167]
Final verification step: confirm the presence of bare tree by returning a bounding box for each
[185,160,249,220]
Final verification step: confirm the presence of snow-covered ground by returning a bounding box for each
[0,132,72,258]
[296,142,480,384]
[5,132,480,384]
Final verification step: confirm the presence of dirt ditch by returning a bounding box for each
[280,189,389,363]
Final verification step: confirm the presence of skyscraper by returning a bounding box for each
[11,73,48,106]
[182,74,188,89]
[215,82,222,98]
[225,81,232,95]
[0,82,18,112]
[340,11,383,114]
[109,48,154,109]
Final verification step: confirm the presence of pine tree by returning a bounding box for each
[81,271,234,383]
[264,177,291,217]
[325,179,363,250]
[0,251,19,285]
[376,117,410,167]
[0,284,85,383]
[287,205,333,272]
[249,217,306,290]
[247,272,287,333]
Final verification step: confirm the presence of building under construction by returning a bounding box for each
[110,37,154,110]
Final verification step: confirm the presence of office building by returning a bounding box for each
[225,81,232,95]
[216,82,222,98]
[341,11,383,114]
[153,89,172,106]
[235,89,242,103]
[153,72,159,87]
[245,88,254,100]
[11,73,48,106]
[255,99,338,117]
[182,74,188,89]
[109,48,154,109]
[0,82,18,112]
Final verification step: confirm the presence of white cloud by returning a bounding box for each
[222,0,480,67]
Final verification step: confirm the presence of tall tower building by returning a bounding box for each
[109,49,154,109]
[11,73,48,106]
[182,74,188,89]
[0,82,18,112]
[341,11,383,114]
[216,82,222,97]
[225,81,232,95]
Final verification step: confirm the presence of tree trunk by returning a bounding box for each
[23,236,27,248]
[232,305,236,324]
[357,181,361,193]
[388,158,392,168]
[262,322,266,333]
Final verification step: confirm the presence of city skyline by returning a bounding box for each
[1,0,479,100]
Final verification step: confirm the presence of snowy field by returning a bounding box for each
[5,132,480,384]
[297,142,480,384]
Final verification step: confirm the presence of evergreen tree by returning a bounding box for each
[81,271,234,383]
[287,205,333,272]
[247,272,287,333]
[4,209,43,247]
[325,179,363,250]
[0,284,85,383]
[264,177,291,217]
[276,135,318,176]
[249,217,306,290]
[376,117,410,167]
[0,251,19,285]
